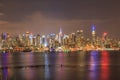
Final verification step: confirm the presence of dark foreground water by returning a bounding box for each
[0,50,120,80]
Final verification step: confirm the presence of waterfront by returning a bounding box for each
[0,51,120,80]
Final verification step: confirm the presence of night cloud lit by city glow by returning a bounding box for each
[0,0,120,38]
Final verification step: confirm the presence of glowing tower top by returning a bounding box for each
[92,25,96,41]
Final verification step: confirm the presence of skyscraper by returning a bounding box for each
[92,25,96,42]
[58,27,63,44]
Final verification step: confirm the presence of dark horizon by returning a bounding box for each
[0,0,120,38]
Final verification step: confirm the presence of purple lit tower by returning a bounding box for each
[1,32,7,40]
[92,25,96,42]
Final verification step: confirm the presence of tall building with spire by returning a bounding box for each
[92,25,96,42]
[58,27,63,45]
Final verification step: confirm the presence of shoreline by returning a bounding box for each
[0,48,120,54]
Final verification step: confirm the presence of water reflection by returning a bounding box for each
[55,52,66,80]
[0,51,119,80]
[19,53,36,80]
[1,53,14,80]
[88,51,100,80]
[19,68,35,80]
[1,53,8,67]
[100,51,110,80]
[76,51,86,79]
[44,53,50,80]
[20,52,34,66]
[2,69,8,80]
[88,50,110,80]
[78,51,86,66]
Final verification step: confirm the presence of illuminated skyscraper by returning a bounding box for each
[25,31,30,46]
[26,31,30,38]
[92,25,96,42]
[58,27,62,44]
[36,34,41,46]
[71,33,76,43]
[101,32,108,48]
[1,32,7,40]
[29,33,33,45]
[48,33,56,48]
[41,35,47,47]
[76,30,83,38]
[102,32,107,41]
[33,35,36,46]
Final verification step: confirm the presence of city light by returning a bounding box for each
[0,27,119,53]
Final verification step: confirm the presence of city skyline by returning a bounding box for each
[0,27,119,53]
[0,0,120,38]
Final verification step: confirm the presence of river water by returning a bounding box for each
[0,51,120,80]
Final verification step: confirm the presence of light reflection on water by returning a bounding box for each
[88,50,110,80]
[1,54,14,80]
[88,51,100,80]
[0,51,120,80]
[100,51,110,80]
[44,54,50,79]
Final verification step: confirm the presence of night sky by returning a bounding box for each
[0,0,120,38]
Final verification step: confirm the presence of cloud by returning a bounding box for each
[0,11,100,34]
[2,0,120,22]
[0,20,8,24]
[0,20,28,33]
[21,11,105,35]
[0,0,119,37]
[0,13,4,16]
[0,11,119,38]
[22,11,120,38]
[0,3,3,6]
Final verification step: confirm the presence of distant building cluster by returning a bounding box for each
[0,26,120,52]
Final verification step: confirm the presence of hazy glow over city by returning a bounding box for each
[0,0,120,38]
